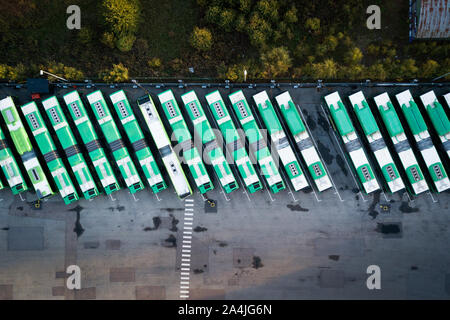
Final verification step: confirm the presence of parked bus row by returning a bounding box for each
[324,89,449,195]
[2,87,446,203]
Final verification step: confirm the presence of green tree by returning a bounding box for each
[399,59,418,80]
[238,0,252,13]
[284,5,298,24]
[340,64,365,80]
[323,35,338,52]
[102,0,141,51]
[344,47,363,64]
[219,9,236,32]
[366,63,387,81]
[101,32,115,49]
[116,33,136,52]
[0,64,11,79]
[421,60,439,79]
[260,46,292,78]
[102,63,129,82]
[311,59,338,79]
[38,62,83,81]
[189,27,213,51]
[206,6,221,24]
[78,28,92,45]
[257,0,278,21]
[305,17,320,33]
[248,12,272,48]
[102,0,141,35]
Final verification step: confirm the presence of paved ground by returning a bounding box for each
[0,82,449,299]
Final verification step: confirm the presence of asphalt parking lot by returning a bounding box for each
[0,82,449,299]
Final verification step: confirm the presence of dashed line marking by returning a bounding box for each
[180,198,194,300]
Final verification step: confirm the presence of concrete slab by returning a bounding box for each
[105,240,121,250]
[110,268,136,283]
[0,285,13,300]
[233,248,255,268]
[135,286,166,300]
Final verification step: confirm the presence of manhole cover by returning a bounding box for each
[204,199,217,213]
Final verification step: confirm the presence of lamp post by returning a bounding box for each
[39,70,68,82]
[244,69,247,82]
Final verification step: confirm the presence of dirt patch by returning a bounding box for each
[399,201,419,213]
[164,234,177,248]
[287,204,309,212]
[143,216,162,231]
[252,256,263,269]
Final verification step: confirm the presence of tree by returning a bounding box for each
[323,35,338,52]
[102,0,141,35]
[101,32,115,49]
[421,60,439,79]
[344,47,363,64]
[206,6,221,24]
[190,27,213,52]
[305,17,320,33]
[257,0,278,21]
[116,33,136,52]
[311,59,338,79]
[399,59,418,80]
[248,12,272,48]
[260,47,292,78]
[284,5,298,24]
[238,0,252,13]
[45,62,84,81]
[102,63,129,82]
[366,63,387,81]
[0,64,11,79]
[219,9,236,32]
[340,64,365,80]
[102,0,141,52]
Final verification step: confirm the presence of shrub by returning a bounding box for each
[190,27,213,51]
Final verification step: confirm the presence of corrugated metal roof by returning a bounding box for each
[416,0,450,39]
